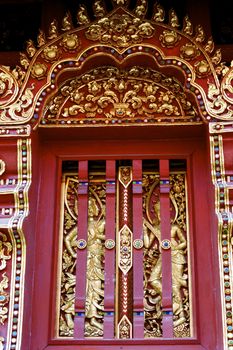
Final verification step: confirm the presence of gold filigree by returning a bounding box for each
[61,34,80,51]
[59,176,78,337]
[211,49,222,66]
[43,45,60,62]
[112,0,129,6]
[180,43,200,60]
[118,315,132,338]
[195,24,205,43]
[160,30,181,48]
[152,2,165,22]
[0,160,5,176]
[77,5,90,25]
[62,12,73,31]
[183,15,193,35]
[206,80,233,119]
[194,60,210,78]
[119,166,132,188]
[26,39,36,58]
[0,232,12,326]
[19,53,30,70]
[0,337,4,350]
[204,36,214,54]
[118,225,132,274]
[85,13,154,48]
[93,0,106,18]
[169,9,179,28]
[85,184,106,337]
[31,63,47,79]
[0,69,16,106]
[48,19,58,40]
[0,85,34,123]
[135,0,148,19]
[45,66,198,125]
[143,174,162,338]
[170,174,190,337]
[37,29,46,47]
[221,65,233,104]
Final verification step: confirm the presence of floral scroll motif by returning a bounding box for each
[59,176,78,337]
[85,13,154,48]
[0,232,12,326]
[143,172,191,338]
[44,66,198,125]
[85,184,106,337]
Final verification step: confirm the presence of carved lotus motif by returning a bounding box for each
[194,60,210,78]
[61,34,80,51]
[43,45,60,62]
[31,63,47,79]
[180,43,200,60]
[160,30,180,48]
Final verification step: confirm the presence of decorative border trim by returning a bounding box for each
[6,139,31,350]
[210,135,233,350]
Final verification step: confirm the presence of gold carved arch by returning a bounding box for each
[0,1,233,350]
[0,0,232,133]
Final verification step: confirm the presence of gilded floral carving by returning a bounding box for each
[85,13,154,47]
[0,232,12,326]
[160,30,181,48]
[0,86,34,123]
[44,66,198,125]
[180,43,200,60]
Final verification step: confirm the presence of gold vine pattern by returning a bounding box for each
[59,175,78,337]
[58,174,106,338]
[0,232,12,327]
[45,66,198,124]
[85,13,154,48]
[85,183,106,337]
[142,172,190,338]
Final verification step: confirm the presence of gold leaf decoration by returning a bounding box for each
[211,49,222,66]
[152,2,165,22]
[183,15,193,35]
[204,36,214,54]
[26,39,36,58]
[195,24,205,43]
[85,13,154,48]
[93,0,106,18]
[135,0,148,19]
[160,30,181,48]
[37,29,46,47]
[48,19,58,40]
[169,9,179,28]
[77,5,90,25]
[62,12,73,31]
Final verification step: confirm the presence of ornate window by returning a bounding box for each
[57,159,192,340]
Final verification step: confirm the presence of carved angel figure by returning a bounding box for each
[85,197,105,336]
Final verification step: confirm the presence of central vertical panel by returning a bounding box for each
[116,165,133,338]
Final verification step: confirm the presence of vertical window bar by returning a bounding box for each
[159,159,173,338]
[132,160,144,338]
[104,160,116,339]
[74,160,88,339]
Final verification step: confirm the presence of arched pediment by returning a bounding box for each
[0,0,232,133]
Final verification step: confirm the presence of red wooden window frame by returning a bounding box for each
[28,135,222,350]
